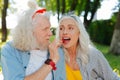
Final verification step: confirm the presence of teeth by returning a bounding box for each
[63,38,70,40]
[63,38,69,39]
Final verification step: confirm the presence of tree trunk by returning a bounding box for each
[84,0,100,28]
[110,9,120,55]
[1,0,8,42]
[61,0,65,14]
[56,0,60,21]
[70,0,78,12]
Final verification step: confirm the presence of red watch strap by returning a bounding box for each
[45,59,57,70]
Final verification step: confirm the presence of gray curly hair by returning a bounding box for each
[11,0,50,51]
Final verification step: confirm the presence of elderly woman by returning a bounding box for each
[55,14,120,80]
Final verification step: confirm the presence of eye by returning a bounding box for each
[69,27,73,30]
[60,27,63,30]
[43,27,50,31]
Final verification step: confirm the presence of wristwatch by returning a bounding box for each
[45,59,57,70]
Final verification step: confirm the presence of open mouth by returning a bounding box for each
[62,37,71,44]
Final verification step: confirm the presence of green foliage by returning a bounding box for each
[75,0,86,15]
[37,0,57,14]
[0,0,3,9]
[50,27,56,35]
[37,0,102,16]
[88,20,115,45]
[50,35,55,42]
[111,12,118,22]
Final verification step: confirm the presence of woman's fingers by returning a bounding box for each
[48,39,61,63]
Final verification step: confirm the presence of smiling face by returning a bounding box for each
[59,17,80,49]
[33,15,52,50]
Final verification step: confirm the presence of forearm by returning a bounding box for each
[25,39,61,80]
[24,64,52,80]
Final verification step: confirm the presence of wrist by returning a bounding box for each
[45,59,57,70]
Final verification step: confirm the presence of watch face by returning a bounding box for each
[45,59,52,64]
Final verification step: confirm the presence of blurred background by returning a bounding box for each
[0,0,120,79]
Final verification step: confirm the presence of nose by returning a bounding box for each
[63,29,68,34]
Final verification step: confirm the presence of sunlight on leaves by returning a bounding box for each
[113,68,120,77]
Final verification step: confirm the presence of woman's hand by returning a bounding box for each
[48,39,62,64]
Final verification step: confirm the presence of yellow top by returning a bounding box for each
[66,64,82,80]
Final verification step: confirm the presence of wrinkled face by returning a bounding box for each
[33,15,52,50]
[59,17,80,49]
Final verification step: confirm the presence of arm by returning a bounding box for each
[25,39,61,80]
[96,50,120,80]
[2,45,53,80]
[24,64,52,80]
[1,40,61,80]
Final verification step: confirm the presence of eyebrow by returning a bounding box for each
[42,26,50,30]
[68,24,76,26]
[60,24,76,27]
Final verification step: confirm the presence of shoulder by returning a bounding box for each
[1,41,15,55]
[89,45,100,54]
[87,46,120,80]
[1,41,29,80]
[87,45,112,70]
[88,45,104,58]
[1,41,22,58]
[1,41,30,67]
[1,41,13,49]
[87,45,108,65]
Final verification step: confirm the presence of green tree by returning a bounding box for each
[37,0,101,28]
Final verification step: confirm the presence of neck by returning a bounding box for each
[66,44,78,59]
[65,44,80,70]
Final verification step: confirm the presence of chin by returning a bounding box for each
[39,46,48,51]
[39,43,49,50]
[63,45,70,49]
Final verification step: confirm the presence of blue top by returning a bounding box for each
[1,41,120,80]
[1,42,66,80]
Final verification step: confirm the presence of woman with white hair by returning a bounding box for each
[55,14,120,80]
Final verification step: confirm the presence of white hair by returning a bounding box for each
[11,0,50,51]
[56,15,93,65]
